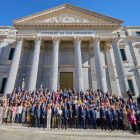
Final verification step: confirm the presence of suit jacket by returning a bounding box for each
[113,111,118,120]
[35,108,41,118]
[100,109,107,119]
[86,109,91,119]
[106,111,113,121]
[80,109,86,118]
[129,114,137,125]
[118,110,123,120]
[69,109,73,118]
[41,109,47,117]
[74,107,79,117]
[135,114,140,122]
[30,107,35,115]
[63,109,69,119]
[90,110,97,119]
[52,109,57,117]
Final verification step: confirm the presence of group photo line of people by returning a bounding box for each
[0,87,140,135]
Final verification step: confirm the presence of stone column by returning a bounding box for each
[112,37,128,98]
[73,37,83,93]
[50,37,60,92]
[104,45,119,96]
[93,37,106,92]
[28,37,41,92]
[0,40,5,59]
[4,37,23,95]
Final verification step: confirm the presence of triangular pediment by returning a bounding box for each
[12,3,123,30]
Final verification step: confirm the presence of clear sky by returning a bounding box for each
[0,0,139,26]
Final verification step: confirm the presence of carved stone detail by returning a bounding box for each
[38,13,99,24]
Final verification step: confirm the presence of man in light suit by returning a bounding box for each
[90,107,97,129]
[62,105,69,129]
[106,108,113,130]
[80,107,86,129]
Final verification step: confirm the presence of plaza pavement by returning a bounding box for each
[0,124,140,140]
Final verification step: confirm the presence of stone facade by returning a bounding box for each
[0,4,140,98]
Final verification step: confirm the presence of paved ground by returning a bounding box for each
[0,124,140,140]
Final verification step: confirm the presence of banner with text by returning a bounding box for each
[38,30,96,36]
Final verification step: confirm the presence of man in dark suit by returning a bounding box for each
[74,104,79,129]
[118,108,124,130]
[90,107,97,129]
[52,106,57,129]
[100,106,107,130]
[69,105,73,128]
[62,105,69,129]
[112,108,118,130]
[35,105,41,128]
[127,89,133,102]
[80,107,86,129]
[135,111,140,133]
[41,106,47,129]
[86,106,91,129]
[29,104,35,128]
[106,108,113,130]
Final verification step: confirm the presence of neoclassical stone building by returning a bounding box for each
[0,3,140,98]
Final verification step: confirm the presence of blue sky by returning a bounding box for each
[0,0,139,26]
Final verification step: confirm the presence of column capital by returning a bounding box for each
[16,37,24,44]
[93,37,101,43]
[52,37,60,45]
[73,37,82,45]
[33,37,42,44]
[112,37,120,44]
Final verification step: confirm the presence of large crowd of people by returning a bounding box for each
[0,87,140,135]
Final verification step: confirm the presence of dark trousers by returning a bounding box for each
[63,118,67,128]
[118,119,124,130]
[80,117,85,129]
[108,120,113,130]
[42,117,46,128]
[69,117,73,127]
[132,122,137,133]
[92,118,97,129]
[137,122,140,132]
[74,117,79,128]
[36,117,40,127]
[29,115,34,127]
[129,95,133,102]
[86,117,91,128]
[101,118,106,130]
[113,119,118,130]
[96,118,101,128]
[16,113,22,122]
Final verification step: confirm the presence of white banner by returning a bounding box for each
[38,30,96,36]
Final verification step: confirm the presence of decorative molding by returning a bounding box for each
[39,13,100,24]
[118,43,127,49]
[126,74,134,79]
[112,37,120,44]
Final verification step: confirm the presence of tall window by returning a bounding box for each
[0,78,7,94]
[9,48,15,60]
[127,79,135,96]
[136,32,140,36]
[120,49,127,61]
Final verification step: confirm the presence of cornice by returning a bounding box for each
[14,24,120,30]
